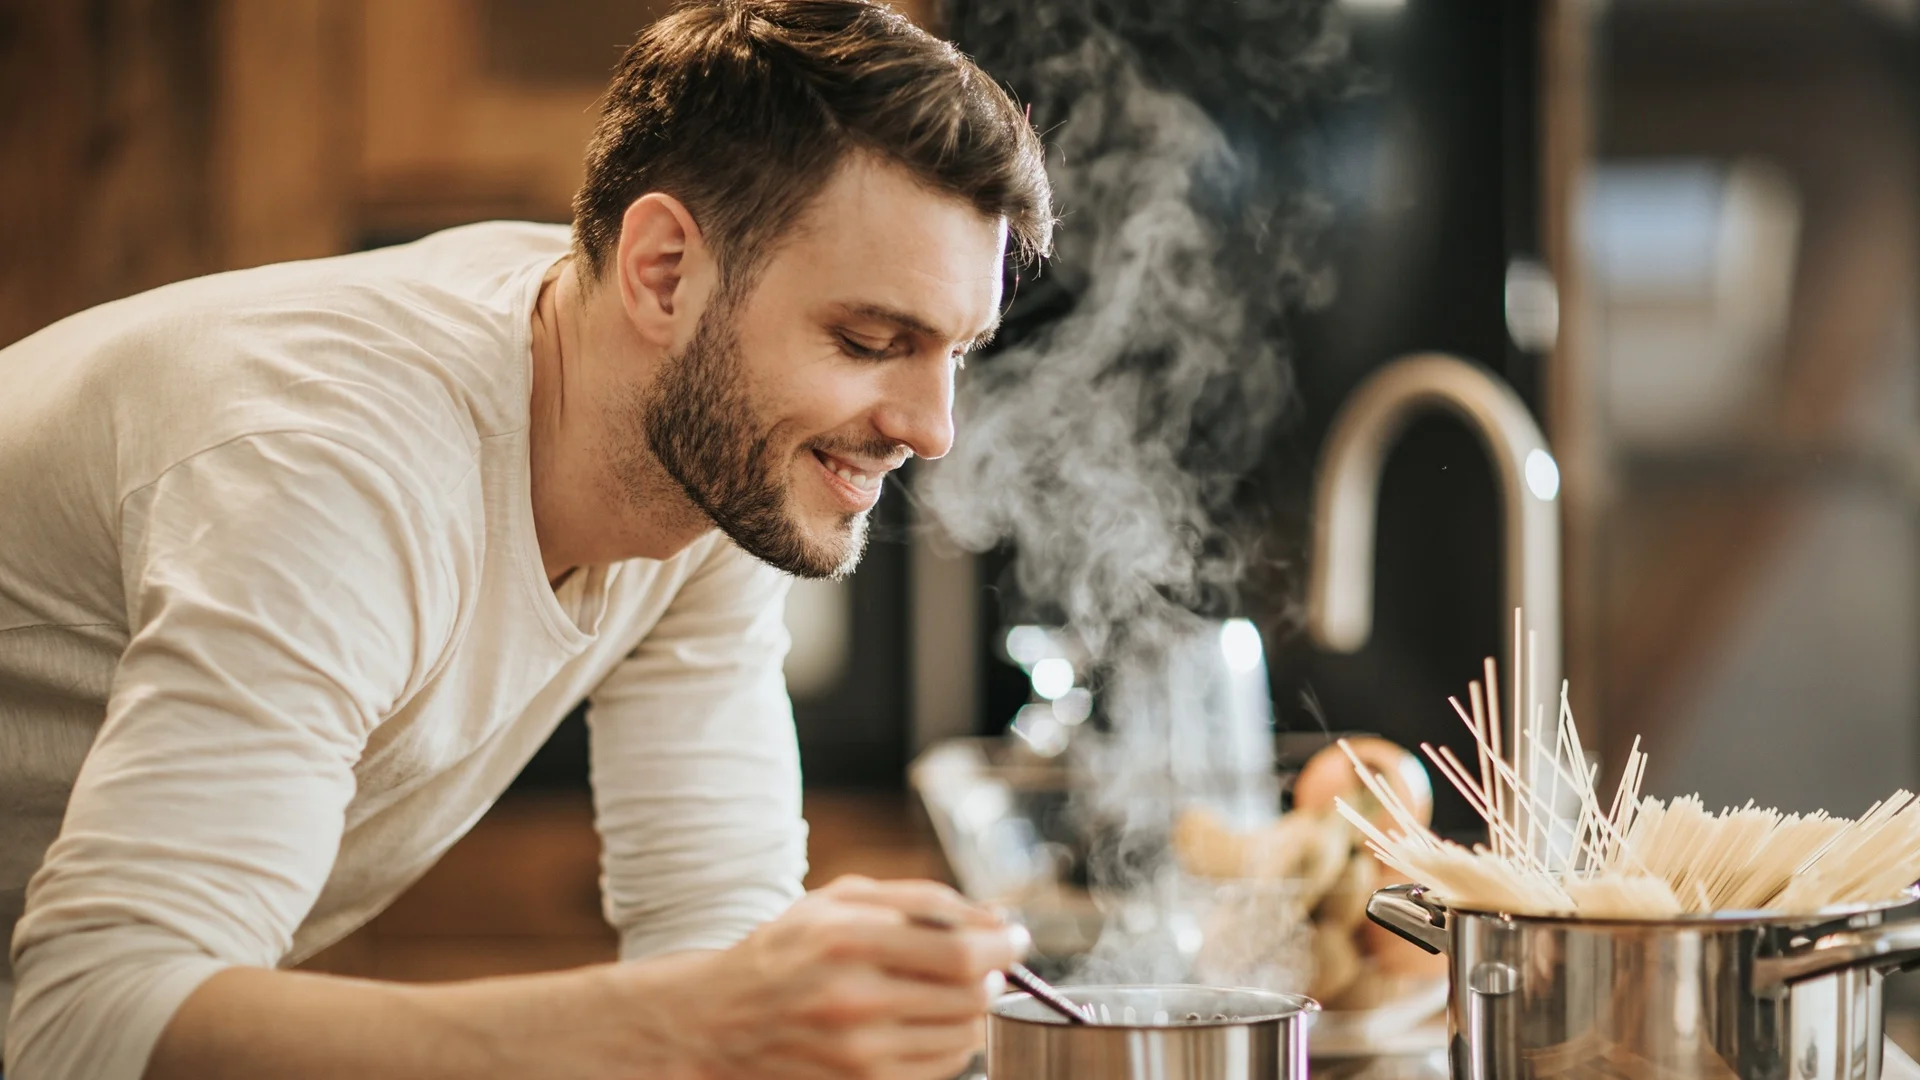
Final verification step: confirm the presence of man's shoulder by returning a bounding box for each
[1,222,569,504]
[8,220,570,350]
[137,220,569,385]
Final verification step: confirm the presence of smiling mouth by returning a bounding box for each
[813,448,884,494]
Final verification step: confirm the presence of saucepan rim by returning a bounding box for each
[1418,883,1920,928]
[989,984,1320,1029]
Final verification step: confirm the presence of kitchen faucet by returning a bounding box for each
[1305,353,1562,801]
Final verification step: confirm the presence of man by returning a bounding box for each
[0,0,1053,1076]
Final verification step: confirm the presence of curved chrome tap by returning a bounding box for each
[1306,353,1561,752]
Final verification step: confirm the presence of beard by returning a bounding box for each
[624,299,872,580]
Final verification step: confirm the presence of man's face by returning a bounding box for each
[637,155,1007,578]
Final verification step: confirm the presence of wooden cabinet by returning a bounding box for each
[2,0,933,345]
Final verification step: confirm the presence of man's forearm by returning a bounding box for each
[145,953,710,1080]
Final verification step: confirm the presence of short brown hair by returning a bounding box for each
[572,0,1052,294]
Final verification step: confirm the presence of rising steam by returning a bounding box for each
[921,0,1351,981]
[925,1,1345,654]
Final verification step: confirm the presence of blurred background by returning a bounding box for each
[7,0,1920,1048]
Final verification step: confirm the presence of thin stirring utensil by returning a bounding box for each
[1004,961,1090,1025]
[909,912,1090,1024]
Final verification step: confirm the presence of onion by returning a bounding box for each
[1293,738,1433,831]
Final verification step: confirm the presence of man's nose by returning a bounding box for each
[875,360,955,461]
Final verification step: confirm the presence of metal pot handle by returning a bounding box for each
[1367,883,1451,956]
[1752,918,1920,992]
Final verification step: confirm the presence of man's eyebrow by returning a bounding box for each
[838,302,1000,351]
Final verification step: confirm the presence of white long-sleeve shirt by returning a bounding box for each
[0,222,808,1080]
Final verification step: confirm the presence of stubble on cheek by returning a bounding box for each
[626,310,872,580]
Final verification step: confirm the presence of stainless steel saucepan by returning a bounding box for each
[1367,882,1920,1079]
[987,984,1318,1079]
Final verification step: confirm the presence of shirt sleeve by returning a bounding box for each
[587,539,808,960]
[6,432,461,1080]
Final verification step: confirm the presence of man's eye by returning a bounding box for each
[836,333,888,360]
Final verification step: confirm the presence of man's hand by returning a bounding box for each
[632,875,1026,1080]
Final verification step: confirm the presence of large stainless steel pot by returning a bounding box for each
[1367,883,1920,1079]
[987,985,1318,1079]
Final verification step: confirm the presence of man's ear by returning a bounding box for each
[614,193,717,349]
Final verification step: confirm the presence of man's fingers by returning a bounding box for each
[900,1029,985,1077]
[824,876,1002,930]
[849,1018,986,1064]
[836,921,1022,984]
[821,968,999,1023]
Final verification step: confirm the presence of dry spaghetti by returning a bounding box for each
[1335,615,1920,919]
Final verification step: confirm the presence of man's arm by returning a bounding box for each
[6,432,468,1080]
[148,958,698,1079]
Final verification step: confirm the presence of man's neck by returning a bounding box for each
[527,260,711,585]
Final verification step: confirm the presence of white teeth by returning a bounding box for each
[828,461,880,492]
